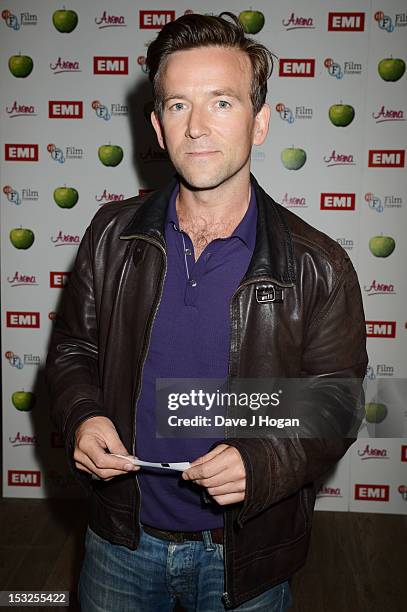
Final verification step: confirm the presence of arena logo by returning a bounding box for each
[50,271,70,287]
[336,237,354,251]
[372,105,405,124]
[317,485,342,498]
[95,189,125,203]
[364,280,396,297]
[7,271,38,287]
[3,185,38,204]
[5,350,41,369]
[6,311,40,328]
[49,57,81,75]
[365,321,396,338]
[91,100,128,120]
[1,9,37,29]
[9,432,37,447]
[94,10,127,28]
[275,102,313,123]
[324,58,362,79]
[5,144,38,162]
[140,146,170,163]
[51,231,81,246]
[364,192,403,212]
[49,101,83,119]
[401,445,407,462]
[139,10,176,29]
[358,444,389,460]
[323,150,355,167]
[8,470,41,487]
[365,363,394,379]
[281,13,315,31]
[93,56,128,74]
[368,149,405,168]
[5,101,37,118]
[328,12,365,31]
[279,58,315,77]
[281,193,308,208]
[47,143,83,163]
[374,10,407,33]
[354,484,389,501]
[397,485,407,501]
[320,193,355,210]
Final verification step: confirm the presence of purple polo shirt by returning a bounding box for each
[136,183,257,530]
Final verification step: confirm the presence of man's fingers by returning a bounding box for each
[212,492,245,506]
[74,444,139,480]
[188,444,228,467]
[206,479,246,496]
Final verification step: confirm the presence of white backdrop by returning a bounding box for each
[1,0,406,513]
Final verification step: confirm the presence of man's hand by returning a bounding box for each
[182,444,246,505]
[74,416,140,481]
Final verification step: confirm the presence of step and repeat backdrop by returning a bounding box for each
[1,0,406,512]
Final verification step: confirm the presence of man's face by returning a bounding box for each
[151,46,269,191]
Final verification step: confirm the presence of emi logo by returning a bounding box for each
[139,10,175,29]
[401,445,407,462]
[365,321,396,338]
[279,59,315,77]
[8,470,41,487]
[328,12,365,31]
[50,271,70,288]
[49,101,83,118]
[5,144,38,161]
[355,484,389,501]
[321,193,355,210]
[368,150,405,168]
[6,311,40,328]
[93,57,128,74]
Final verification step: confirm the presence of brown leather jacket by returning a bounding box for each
[46,174,367,608]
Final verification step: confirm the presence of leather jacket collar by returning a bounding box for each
[120,174,296,286]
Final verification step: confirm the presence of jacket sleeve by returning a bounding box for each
[45,222,106,488]
[215,255,368,526]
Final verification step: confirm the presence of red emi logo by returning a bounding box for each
[401,445,407,462]
[5,144,39,161]
[6,311,40,328]
[139,10,175,29]
[279,59,315,77]
[8,470,41,487]
[320,193,355,210]
[49,101,83,119]
[328,12,365,31]
[355,484,389,501]
[93,56,128,74]
[368,149,405,168]
[365,321,396,338]
[50,271,70,288]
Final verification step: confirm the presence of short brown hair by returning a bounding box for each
[146,12,275,118]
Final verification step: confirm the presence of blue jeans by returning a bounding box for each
[78,525,293,611]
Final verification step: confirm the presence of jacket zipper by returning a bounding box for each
[222,274,294,607]
[119,233,167,539]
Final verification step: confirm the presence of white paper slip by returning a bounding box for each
[111,454,191,472]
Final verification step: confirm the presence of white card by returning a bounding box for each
[111,454,191,472]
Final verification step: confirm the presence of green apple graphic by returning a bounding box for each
[8,54,34,78]
[9,228,35,250]
[53,186,79,209]
[12,391,36,412]
[328,104,355,127]
[52,9,78,33]
[378,58,405,82]
[281,147,307,170]
[365,402,387,424]
[238,10,265,34]
[98,144,124,167]
[369,235,396,258]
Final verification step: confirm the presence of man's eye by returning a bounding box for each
[217,100,231,109]
[170,102,185,111]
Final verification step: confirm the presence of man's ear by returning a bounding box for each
[252,103,270,146]
[151,111,166,150]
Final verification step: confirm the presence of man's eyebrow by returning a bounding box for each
[163,89,243,103]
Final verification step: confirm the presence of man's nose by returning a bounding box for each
[185,107,210,139]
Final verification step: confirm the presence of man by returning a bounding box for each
[46,13,367,612]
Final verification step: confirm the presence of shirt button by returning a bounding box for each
[185,248,192,256]
[189,279,197,287]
